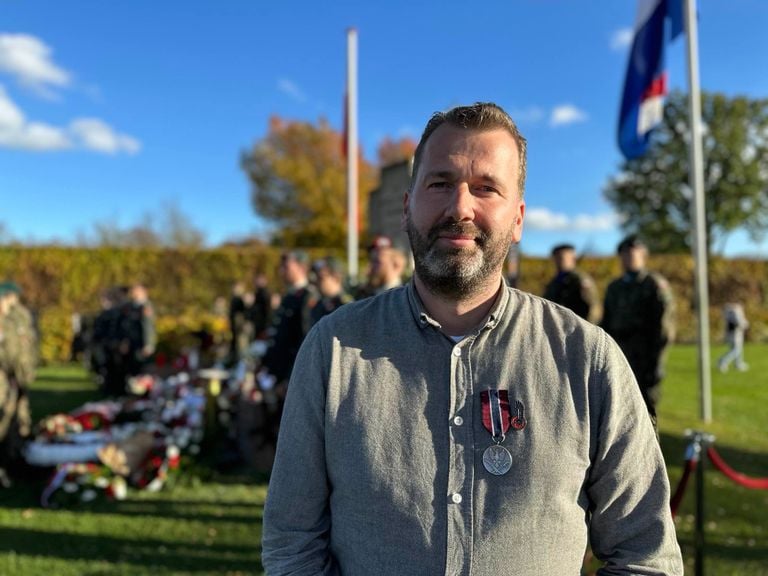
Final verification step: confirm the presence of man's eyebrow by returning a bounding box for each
[423,170,456,180]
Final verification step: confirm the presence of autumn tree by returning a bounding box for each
[604,91,768,254]
[241,116,377,249]
[377,136,417,167]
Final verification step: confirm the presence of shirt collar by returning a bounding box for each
[406,277,509,334]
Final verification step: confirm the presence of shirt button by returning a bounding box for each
[451,493,463,504]
[452,346,461,357]
[453,416,463,426]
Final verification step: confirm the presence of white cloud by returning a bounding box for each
[69,118,141,154]
[0,85,70,150]
[525,207,620,232]
[277,78,306,103]
[610,28,634,51]
[0,85,139,154]
[0,33,71,96]
[550,104,588,127]
[0,85,24,128]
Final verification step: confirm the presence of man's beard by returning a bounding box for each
[406,215,511,299]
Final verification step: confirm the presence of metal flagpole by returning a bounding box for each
[684,0,712,422]
[346,28,359,286]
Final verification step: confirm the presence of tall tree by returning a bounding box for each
[241,116,377,249]
[377,136,416,167]
[604,91,768,254]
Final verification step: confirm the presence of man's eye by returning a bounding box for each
[428,181,450,189]
[475,185,498,194]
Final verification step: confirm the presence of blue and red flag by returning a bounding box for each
[618,0,684,160]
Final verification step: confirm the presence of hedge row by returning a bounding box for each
[0,246,765,362]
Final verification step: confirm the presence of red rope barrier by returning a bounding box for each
[706,446,768,490]
[670,457,697,518]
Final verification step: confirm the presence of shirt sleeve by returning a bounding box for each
[587,332,684,575]
[261,325,339,576]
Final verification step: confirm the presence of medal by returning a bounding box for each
[480,389,512,475]
[483,444,513,475]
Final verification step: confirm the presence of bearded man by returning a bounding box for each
[262,102,682,576]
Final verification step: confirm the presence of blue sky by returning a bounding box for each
[1,0,767,257]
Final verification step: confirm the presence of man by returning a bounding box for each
[263,103,682,575]
[128,283,156,375]
[718,302,749,372]
[260,251,317,387]
[602,235,675,424]
[0,281,36,486]
[354,236,406,299]
[310,257,352,327]
[543,243,599,322]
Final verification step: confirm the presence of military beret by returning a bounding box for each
[282,250,310,266]
[0,281,20,296]
[313,256,345,277]
[617,234,646,253]
[368,235,392,252]
[551,243,576,256]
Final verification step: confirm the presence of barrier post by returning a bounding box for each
[685,429,715,576]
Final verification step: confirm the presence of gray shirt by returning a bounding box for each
[262,282,683,575]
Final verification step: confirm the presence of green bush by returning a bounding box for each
[1,246,766,362]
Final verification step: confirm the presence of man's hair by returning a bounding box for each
[409,102,528,195]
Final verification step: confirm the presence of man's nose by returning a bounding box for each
[445,183,475,221]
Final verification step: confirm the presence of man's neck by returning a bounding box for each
[413,274,503,337]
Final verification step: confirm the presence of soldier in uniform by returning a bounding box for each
[0,281,37,486]
[310,257,353,327]
[253,251,318,456]
[355,237,407,300]
[260,251,318,387]
[542,243,599,323]
[601,236,675,425]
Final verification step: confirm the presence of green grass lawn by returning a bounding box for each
[658,343,768,576]
[1,345,767,575]
[1,364,266,576]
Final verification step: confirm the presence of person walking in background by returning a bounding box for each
[263,103,682,575]
[542,243,599,322]
[718,302,749,372]
[601,235,675,426]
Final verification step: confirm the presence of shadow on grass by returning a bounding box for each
[0,526,262,573]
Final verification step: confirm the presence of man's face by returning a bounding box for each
[367,248,393,286]
[553,249,576,272]
[620,245,647,272]
[403,125,525,298]
[279,257,303,285]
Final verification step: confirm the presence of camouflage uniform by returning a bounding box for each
[601,270,675,420]
[543,270,599,323]
[0,285,37,481]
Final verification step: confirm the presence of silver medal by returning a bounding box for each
[483,444,512,475]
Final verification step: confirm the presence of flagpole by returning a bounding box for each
[684,0,712,423]
[346,28,359,286]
